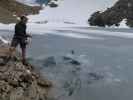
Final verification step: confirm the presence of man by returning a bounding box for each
[10,16,31,65]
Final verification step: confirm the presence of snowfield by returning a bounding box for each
[0,0,130,40]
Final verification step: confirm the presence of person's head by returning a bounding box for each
[20,16,28,24]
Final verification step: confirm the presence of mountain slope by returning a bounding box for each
[0,0,41,24]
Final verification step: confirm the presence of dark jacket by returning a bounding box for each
[14,21,27,39]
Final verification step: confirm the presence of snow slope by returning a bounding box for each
[28,0,118,25]
[0,0,131,40]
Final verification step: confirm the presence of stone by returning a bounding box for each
[20,73,33,84]
[10,87,24,100]
[0,80,11,93]
[25,82,38,99]
[8,79,19,87]
[37,78,52,87]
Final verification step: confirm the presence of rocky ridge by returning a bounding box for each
[0,40,52,100]
[0,0,41,24]
[89,0,133,27]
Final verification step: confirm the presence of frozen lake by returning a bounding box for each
[1,27,133,100]
[28,27,133,100]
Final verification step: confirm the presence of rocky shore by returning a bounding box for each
[0,41,52,100]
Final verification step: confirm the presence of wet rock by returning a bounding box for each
[0,80,11,93]
[0,65,8,72]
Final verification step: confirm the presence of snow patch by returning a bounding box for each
[0,36,10,44]
[119,19,129,28]
[0,23,14,31]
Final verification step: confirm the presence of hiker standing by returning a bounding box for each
[10,16,31,65]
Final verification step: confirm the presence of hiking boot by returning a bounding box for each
[22,60,29,66]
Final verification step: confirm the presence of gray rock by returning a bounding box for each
[37,78,52,87]
[8,79,19,87]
